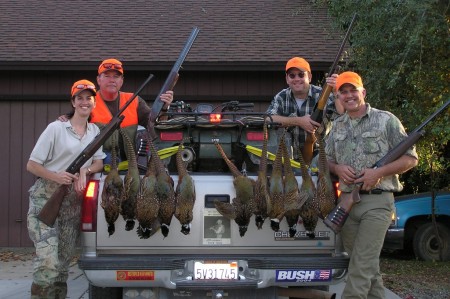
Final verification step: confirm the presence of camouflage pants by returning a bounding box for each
[27,178,81,297]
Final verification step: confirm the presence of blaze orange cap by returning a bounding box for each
[336,71,364,91]
[98,58,124,75]
[71,79,97,98]
[285,57,311,73]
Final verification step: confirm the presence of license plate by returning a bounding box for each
[194,261,238,280]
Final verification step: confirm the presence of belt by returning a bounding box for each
[359,188,386,195]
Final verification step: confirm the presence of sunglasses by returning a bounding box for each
[101,63,123,70]
[75,84,96,90]
[287,72,307,79]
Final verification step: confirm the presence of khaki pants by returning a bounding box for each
[340,192,394,299]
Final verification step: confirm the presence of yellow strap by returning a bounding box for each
[104,145,182,172]
[246,144,318,172]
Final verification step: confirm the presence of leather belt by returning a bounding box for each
[359,188,385,195]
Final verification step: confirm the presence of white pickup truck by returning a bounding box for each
[77,101,349,299]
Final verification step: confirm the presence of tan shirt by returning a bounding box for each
[29,120,106,172]
[325,104,418,193]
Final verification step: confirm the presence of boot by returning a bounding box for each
[54,282,67,299]
[31,282,55,298]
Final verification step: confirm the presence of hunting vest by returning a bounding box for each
[91,92,139,153]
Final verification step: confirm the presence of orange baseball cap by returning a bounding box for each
[336,71,364,91]
[285,57,311,73]
[98,58,124,75]
[71,79,97,97]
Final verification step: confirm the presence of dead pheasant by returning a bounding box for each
[268,132,285,232]
[214,141,255,237]
[281,131,306,238]
[100,132,123,236]
[253,122,271,229]
[315,130,337,219]
[174,141,196,235]
[119,129,140,231]
[148,137,176,238]
[294,127,318,239]
[135,144,160,239]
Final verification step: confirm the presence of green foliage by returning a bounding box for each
[313,0,450,193]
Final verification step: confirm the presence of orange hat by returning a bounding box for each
[285,57,311,73]
[336,71,364,91]
[98,58,123,75]
[71,79,97,97]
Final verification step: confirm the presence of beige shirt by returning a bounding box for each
[29,120,106,172]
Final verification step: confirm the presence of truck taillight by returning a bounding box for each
[81,180,99,232]
[160,131,183,141]
[246,131,265,141]
[210,113,222,123]
[334,182,341,198]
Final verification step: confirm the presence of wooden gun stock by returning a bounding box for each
[37,74,154,227]
[302,14,357,166]
[324,99,450,234]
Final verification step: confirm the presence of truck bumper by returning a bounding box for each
[383,228,405,250]
[79,254,348,289]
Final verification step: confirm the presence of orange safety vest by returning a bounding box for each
[90,92,139,127]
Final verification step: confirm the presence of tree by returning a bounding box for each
[313,0,450,193]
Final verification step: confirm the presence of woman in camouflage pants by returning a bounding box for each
[27,80,105,298]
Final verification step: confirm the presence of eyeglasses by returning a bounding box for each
[75,84,96,90]
[101,63,123,70]
[287,72,307,79]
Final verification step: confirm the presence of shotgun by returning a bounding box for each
[37,74,154,227]
[147,27,200,140]
[324,99,450,234]
[302,13,357,166]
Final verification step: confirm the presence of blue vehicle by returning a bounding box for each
[383,191,450,261]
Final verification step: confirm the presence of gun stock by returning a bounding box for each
[324,99,450,234]
[38,74,154,227]
[302,14,357,165]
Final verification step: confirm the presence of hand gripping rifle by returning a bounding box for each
[37,74,154,227]
[324,99,450,234]
[147,27,200,140]
[302,13,357,166]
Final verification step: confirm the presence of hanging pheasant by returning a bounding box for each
[281,131,306,238]
[268,132,286,232]
[148,137,176,238]
[294,127,318,239]
[315,129,337,220]
[253,122,271,229]
[119,129,140,231]
[100,132,123,236]
[214,141,255,237]
[174,141,196,235]
[135,144,160,239]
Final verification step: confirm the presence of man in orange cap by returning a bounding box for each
[91,58,174,162]
[325,71,418,298]
[266,57,343,163]
[28,79,106,298]
[60,58,174,163]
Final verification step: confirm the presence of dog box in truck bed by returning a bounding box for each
[77,101,349,299]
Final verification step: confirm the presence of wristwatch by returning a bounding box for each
[87,168,92,176]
